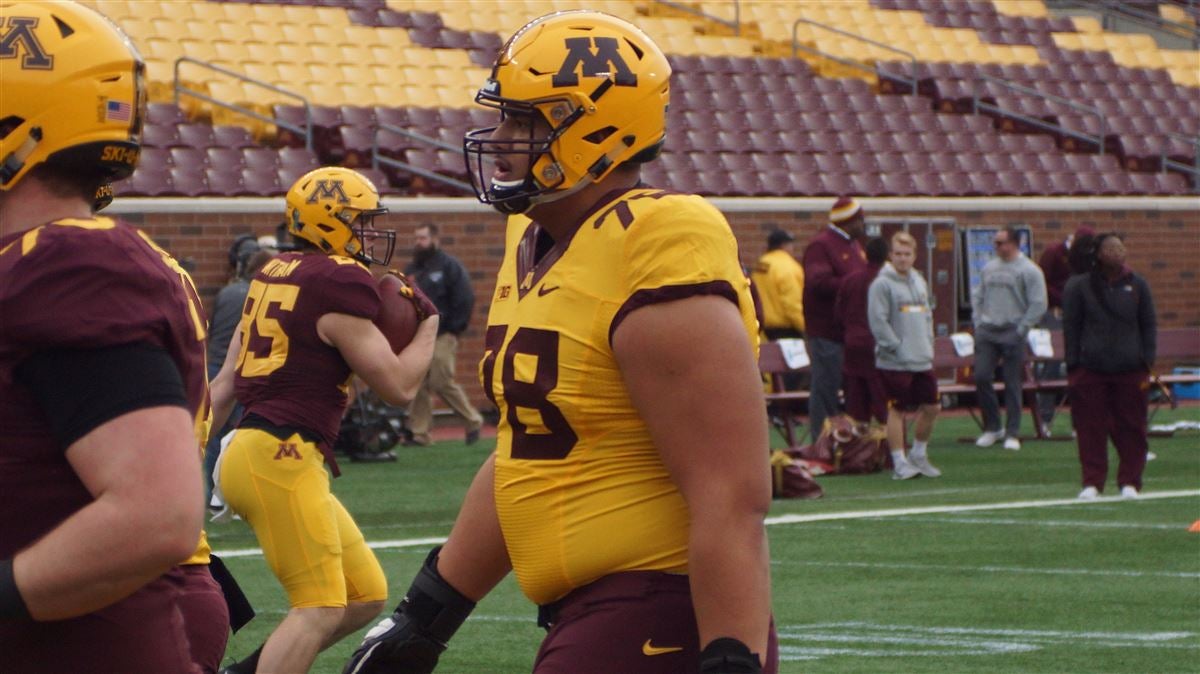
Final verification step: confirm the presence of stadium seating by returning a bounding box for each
[92,0,1197,198]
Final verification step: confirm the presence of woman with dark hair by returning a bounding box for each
[1063,232,1157,499]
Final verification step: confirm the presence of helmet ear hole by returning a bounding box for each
[582,126,617,144]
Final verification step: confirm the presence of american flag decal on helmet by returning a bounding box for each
[105,100,131,122]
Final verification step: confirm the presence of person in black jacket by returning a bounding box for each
[404,224,484,445]
[1063,232,1157,500]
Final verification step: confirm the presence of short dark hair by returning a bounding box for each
[1000,226,1021,245]
[417,223,439,236]
[864,236,889,266]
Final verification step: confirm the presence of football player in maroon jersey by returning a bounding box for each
[0,2,216,671]
[208,167,438,674]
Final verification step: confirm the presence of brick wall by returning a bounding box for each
[112,198,1200,412]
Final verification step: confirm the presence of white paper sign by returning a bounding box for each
[1027,328,1054,358]
[950,332,975,358]
[776,338,810,369]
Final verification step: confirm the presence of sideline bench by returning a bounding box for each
[1031,327,1200,424]
[933,336,1046,440]
[759,340,810,448]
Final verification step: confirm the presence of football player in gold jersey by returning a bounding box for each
[347,11,777,674]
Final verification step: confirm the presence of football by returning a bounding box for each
[375,273,420,354]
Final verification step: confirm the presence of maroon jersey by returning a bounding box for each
[232,252,380,467]
[0,217,209,671]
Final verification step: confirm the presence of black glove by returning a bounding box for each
[699,638,763,674]
[343,547,475,674]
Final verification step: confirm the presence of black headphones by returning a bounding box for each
[228,235,260,277]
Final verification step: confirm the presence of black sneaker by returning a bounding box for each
[466,428,481,445]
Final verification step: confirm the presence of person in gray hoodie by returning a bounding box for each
[868,232,941,480]
[971,226,1048,451]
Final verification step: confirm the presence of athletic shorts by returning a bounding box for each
[533,571,779,674]
[218,427,387,608]
[843,370,887,424]
[179,564,230,674]
[1,567,199,674]
[879,369,939,411]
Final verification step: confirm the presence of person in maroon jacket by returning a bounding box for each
[802,196,868,441]
[1035,225,1095,431]
[835,236,889,426]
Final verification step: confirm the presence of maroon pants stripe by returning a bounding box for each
[1069,369,1150,491]
[534,571,778,674]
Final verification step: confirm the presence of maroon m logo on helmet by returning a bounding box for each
[306,179,350,204]
[0,17,53,70]
[552,36,636,88]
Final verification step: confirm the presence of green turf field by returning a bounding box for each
[209,407,1200,673]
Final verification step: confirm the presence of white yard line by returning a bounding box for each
[763,489,1200,526]
[887,515,1184,530]
[213,490,1200,559]
[773,559,1200,579]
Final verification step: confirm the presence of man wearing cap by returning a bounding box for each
[752,229,806,341]
[802,197,868,442]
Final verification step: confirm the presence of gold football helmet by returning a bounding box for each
[0,1,145,191]
[284,167,395,266]
[463,10,671,214]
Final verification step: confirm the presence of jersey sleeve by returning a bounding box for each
[317,259,382,321]
[0,222,174,351]
[611,195,744,340]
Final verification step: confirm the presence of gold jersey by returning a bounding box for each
[481,188,759,605]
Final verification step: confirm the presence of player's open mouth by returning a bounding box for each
[492,158,517,183]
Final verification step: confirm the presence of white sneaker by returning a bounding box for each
[1147,451,1157,461]
[892,459,921,480]
[1003,437,1021,451]
[908,454,942,478]
[976,431,1001,447]
[1120,485,1140,499]
[1078,486,1100,500]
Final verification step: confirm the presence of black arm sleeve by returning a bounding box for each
[15,342,189,450]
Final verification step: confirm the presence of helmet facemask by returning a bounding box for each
[463,94,580,215]
[342,205,395,267]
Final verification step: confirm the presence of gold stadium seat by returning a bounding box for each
[280,23,317,45]
[275,63,313,88]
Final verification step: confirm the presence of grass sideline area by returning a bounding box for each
[209,407,1200,673]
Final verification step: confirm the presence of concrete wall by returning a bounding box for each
[109,197,1200,412]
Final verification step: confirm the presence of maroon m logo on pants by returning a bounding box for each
[274,443,302,460]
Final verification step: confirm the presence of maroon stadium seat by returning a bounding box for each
[240,147,280,173]
[167,166,208,197]
[211,125,255,149]
[147,102,186,127]
[242,168,283,196]
[169,147,207,170]
[206,147,245,171]
[142,124,181,148]
[138,147,171,172]
[278,147,320,173]
[879,173,916,196]
[335,126,376,168]
[176,123,215,149]
[203,167,245,196]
